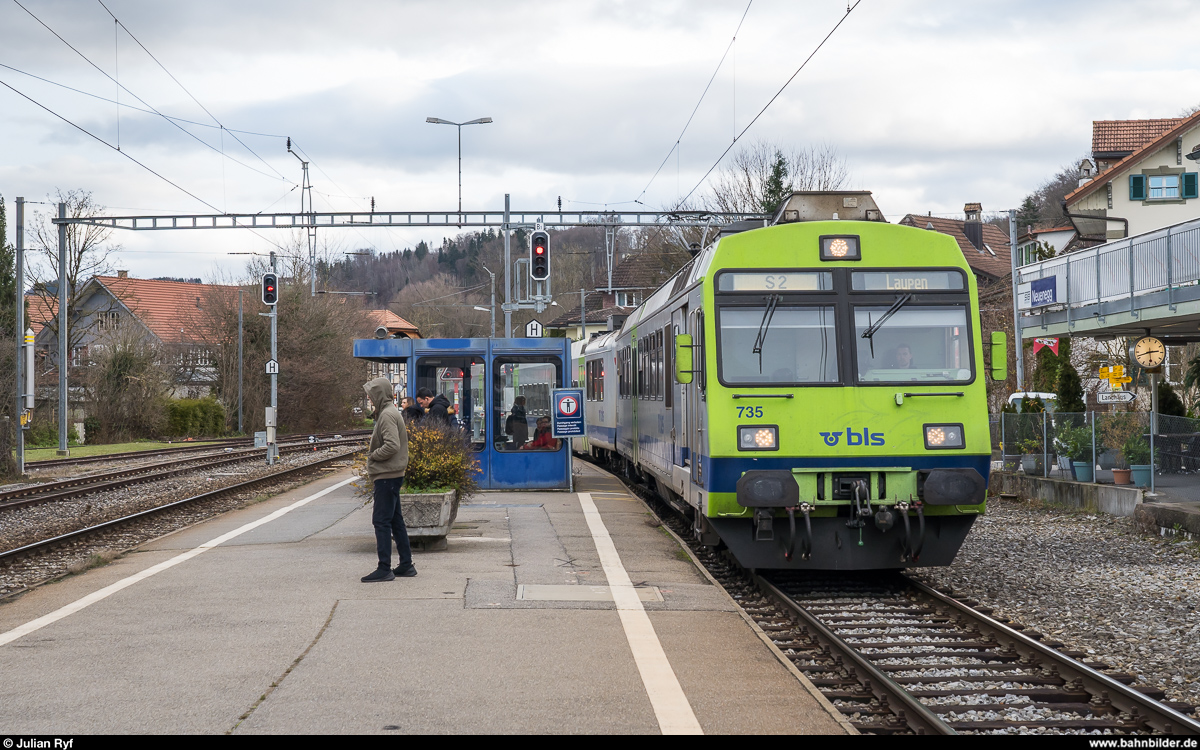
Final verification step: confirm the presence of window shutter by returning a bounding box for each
[1130,174,1147,201]
[1184,172,1199,200]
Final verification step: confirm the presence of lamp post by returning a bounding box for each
[426,117,493,216]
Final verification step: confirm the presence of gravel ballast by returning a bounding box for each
[912,497,1200,708]
[0,447,362,599]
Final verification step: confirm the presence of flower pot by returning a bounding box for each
[1112,468,1132,485]
[1129,464,1152,488]
[1002,455,1021,472]
[1072,461,1094,483]
[400,489,459,550]
[1021,454,1044,477]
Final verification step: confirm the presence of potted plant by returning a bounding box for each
[1122,435,1152,488]
[1020,438,1045,477]
[1055,424,1093,482]
[354,422,481,551]
[1100,412,1143,485]
[396,422,481,550]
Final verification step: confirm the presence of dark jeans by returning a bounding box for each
[372,476,413,569]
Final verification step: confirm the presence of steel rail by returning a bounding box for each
[905,575,1200,735]
[27,430,370,469]
[0,450,362,564]
[754,573,956,735]
[0,438,366,512]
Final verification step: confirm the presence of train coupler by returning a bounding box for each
[783,504,814,562]
[753,508,774,541]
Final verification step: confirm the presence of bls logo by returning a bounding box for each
[819,428,886,447]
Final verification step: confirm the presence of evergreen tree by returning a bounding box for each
[1157,380,1187,418]
[1016,195,1039,231]
[759,150,792,213]
[1055,357,1086,413]
[414,240,429,261]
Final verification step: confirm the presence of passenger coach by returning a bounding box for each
[577,192,1008,570]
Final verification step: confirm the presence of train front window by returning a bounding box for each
[717,306,839,384]
[853,306,972,383]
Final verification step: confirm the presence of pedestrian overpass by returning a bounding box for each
[1017,215,1200,343]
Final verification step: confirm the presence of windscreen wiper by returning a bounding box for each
[752,294,781,373]
[860,293,913,358]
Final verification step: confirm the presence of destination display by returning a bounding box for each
[717,271,833,292]
[851,271,964,291]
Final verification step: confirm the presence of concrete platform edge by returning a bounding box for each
[991,471,1143,517]
[622,474,859,735]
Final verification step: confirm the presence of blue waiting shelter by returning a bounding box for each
[353,337,572,490]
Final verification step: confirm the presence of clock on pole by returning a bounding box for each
[1133,336,1165,369]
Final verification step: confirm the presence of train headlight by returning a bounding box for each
[924,423,965,450]
[738,425,778,451]
[820,235,861,261]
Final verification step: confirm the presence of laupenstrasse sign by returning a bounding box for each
[1017,276,1059,310]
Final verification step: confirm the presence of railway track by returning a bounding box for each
[0,449,363,567]
[25,430,370,469]
[596,458,1200,736]
[1,437,368,513]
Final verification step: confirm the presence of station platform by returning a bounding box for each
[0,461,851,735]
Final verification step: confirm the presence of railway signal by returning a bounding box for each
[530,231,549,280]
[261,273,279,305]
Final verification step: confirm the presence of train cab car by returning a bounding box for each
[599,191,1007,570]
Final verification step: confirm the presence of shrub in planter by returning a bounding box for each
[402,422,481,497]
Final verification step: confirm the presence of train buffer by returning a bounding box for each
[0,460,851,735]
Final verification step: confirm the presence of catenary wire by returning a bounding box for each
[633,0,754,205]
[676,0,863,207]
[0,78,289,253]
[9,0,290,184]
[94,0,290,182]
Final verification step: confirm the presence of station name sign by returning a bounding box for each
[1017,275,1059,310]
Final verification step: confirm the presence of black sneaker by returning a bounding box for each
[361,567,395,583]
[393,563,418,578]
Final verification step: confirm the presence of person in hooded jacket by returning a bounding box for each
[416,387,452,426]
[361,377,416,582]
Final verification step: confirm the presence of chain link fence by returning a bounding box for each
[991,411,1200,491]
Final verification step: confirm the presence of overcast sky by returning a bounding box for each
[2,0,1198,281]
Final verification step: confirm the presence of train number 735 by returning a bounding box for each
[736,406,764,418]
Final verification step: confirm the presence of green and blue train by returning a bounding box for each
[573,192,1007,569]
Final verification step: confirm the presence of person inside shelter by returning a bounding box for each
[504,395,529,449]
[521,416,559,451]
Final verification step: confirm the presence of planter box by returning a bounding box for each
[400,490,458,551]
[1022,454,1045,477]
[1129,465,1152,488]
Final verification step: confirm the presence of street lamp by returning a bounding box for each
[426,116,493,216]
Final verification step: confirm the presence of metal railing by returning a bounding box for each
[1017,216,1200,316]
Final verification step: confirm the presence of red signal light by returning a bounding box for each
[535,246,545,255]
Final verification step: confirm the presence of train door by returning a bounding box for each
[688,310,705,488]
[670,307,686,470]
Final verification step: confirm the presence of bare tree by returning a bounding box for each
[393,274,490,339]
[80,326,170,442]
[706,141,851,214]
[27,189,124,355]
[199,277,373,432]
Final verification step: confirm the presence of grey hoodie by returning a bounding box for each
[363,377,409,481]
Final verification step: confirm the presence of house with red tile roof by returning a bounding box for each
[362,308,420,339]
[897,203,1012,286]
[1065,110,1200,240]
[32,274,238,398]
